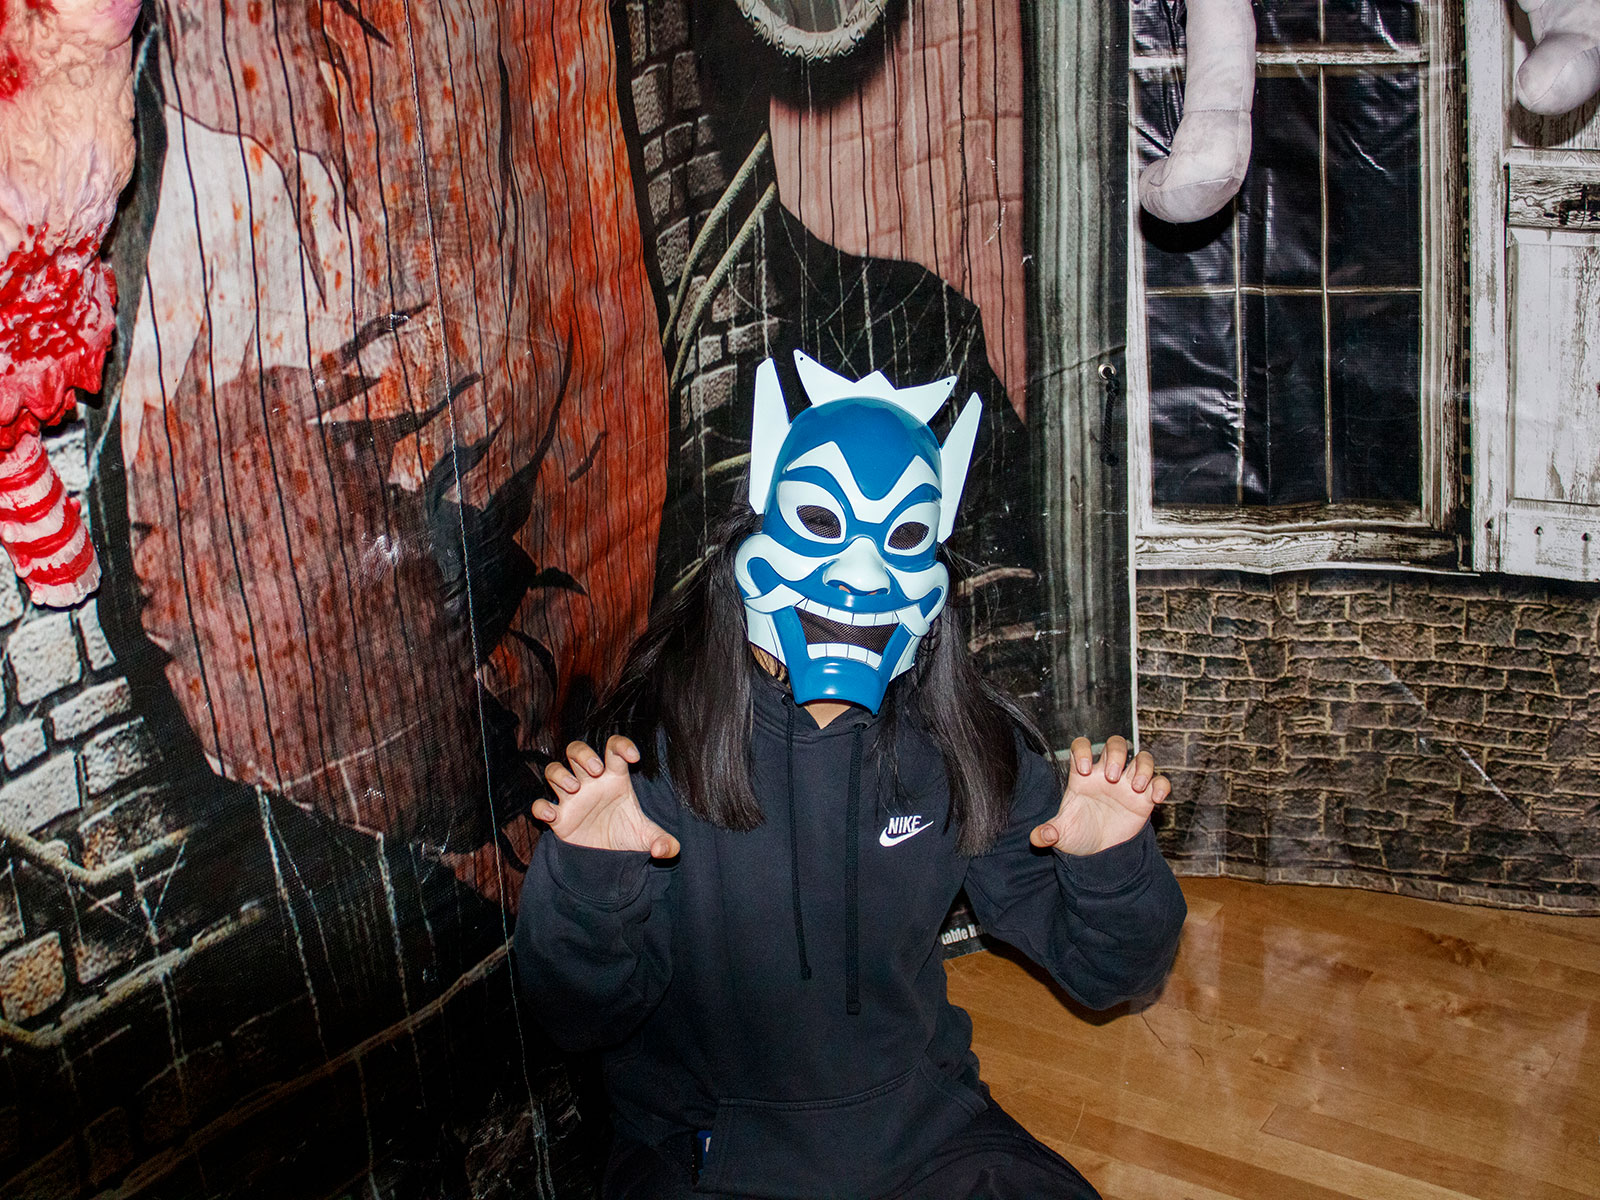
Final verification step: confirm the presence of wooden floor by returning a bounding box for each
[945,877,1600,1200]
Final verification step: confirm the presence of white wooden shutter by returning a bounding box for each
[1469,5,1600,579]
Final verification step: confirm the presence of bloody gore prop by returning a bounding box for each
[0,0,137,606]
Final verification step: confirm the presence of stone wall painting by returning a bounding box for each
[1140,572,1600,912]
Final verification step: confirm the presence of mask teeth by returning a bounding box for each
[746,584,804,614]
[806,643,884,668]
[795,597,902,625]
[899,604,931,637]
[795,596,933,636]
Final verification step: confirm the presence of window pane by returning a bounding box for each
[1135,12,1430,525]
[1131,0,1186,55]
[1243,293,1327,504]
[1137,73,1235,287]
[1326,68,1421,288]
[1240,73,1322,288]
[1256,0,1322,46]
[1149,294,1242,505]
[1329,293,1421,504]
[1323,0,1420,46]
[1132,0,1320,53]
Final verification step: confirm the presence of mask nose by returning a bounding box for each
[823,537,892,596]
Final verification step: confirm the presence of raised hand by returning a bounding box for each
[535,736,681,859]
[1029,736,1171,858]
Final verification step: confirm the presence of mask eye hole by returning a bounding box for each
[797,505,842,539]
[776,480,848,545]
[887,521,929,550]
[883,500,939,555]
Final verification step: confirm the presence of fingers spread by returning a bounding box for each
[544,762,579,795]
[1102,735,1128,782]
[606,734,641,771]
[1131,750,1156,791]
[566,740,605,777]
[1070,736,1094,775]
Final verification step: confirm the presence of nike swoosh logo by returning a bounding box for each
[879,823,930,847]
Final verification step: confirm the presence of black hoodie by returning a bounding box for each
[513,674,1186,1199]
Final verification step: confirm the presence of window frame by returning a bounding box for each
[1125,3,1465,572]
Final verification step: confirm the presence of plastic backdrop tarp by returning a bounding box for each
[0,2,1595,1199]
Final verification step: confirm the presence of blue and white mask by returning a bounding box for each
[734,352,982,713]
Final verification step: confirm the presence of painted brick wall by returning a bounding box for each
[0,415,206,1197]
[623,0,777,401]
[1139,570,1600,912]
[0,417,591,1198]
[622,0,785,579]
[0,416,174,1033]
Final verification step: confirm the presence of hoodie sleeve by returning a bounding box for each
[961,744,1187,1010]
[511,772,678,1053]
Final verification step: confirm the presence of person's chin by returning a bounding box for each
[789,657,887,712]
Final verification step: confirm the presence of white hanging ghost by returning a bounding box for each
[1516,0,1600,115]
[1137,0,1600,227]
[1137,0,1257,225]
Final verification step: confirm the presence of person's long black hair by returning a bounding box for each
[591,508,1056,855]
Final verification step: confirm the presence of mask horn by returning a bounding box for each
[937,394,982,543]
[792,351,855,405]
[749,358,790,513]
[793,350,955,424]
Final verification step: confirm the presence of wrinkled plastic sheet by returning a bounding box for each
[1134,1,1424,508]
[1134,0,1420,54]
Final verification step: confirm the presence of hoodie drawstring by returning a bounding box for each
[786,703,813,981]
[844,728,862,1016]
[784,699,863,1015]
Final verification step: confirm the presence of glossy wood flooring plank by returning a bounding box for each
[1183,892,1226,926]
[1087,1156,1253,1200]
[1002,1078,1469,1200]
[1159,925,1597,1100]
[1181,892,1600,1114]
[1260,1105,1596,1200]
[1189,888,1600,1059]
[947,879,1600,1200]
[955,926,1596,1161]
[1253,1033,1600,1191]
[976,1042,1475,1200]
[1290,1084,1600,1195]
[1204,880,1600,1005]
[1354,973,1600,1075]
[1168,954,1600,1127]
[1187,878,1600,968]
[964,972,1600,1194]
[1170,894,1598,1049]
